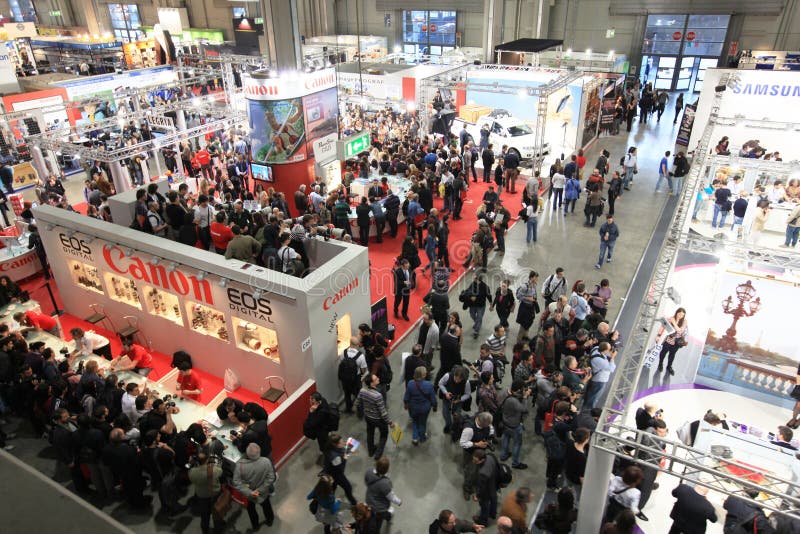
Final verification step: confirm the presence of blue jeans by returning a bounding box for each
[672,176,683,195]
[712,204,728,228]
[786,226,800,246]
[731,215,744,231]
[563,198,577,213]
[442,400,460,430]
[598,240,615,265]
[469,306,485,335]
[654,172,672,192]
[692,197,704,220]
[584,380,607,409]
[410,410,430,441]
[526,218,538,243]
[623,167,635,189]
[500,423,524,466]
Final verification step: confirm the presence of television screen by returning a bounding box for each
[251,163,273,182]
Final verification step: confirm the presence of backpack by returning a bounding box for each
[619,155,626,166]
[450,410,468,443]
[543,429,566,461]
[338,349,362,388]
[490,453,513,488]
[492,356,505,383]
[326,403,340,431]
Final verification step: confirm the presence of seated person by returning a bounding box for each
[13,310,62,338]
[216,397,245,423]
[109,337,153,376]
[69,327,112,361]
[175,362,202,401]
[771,426,798,450]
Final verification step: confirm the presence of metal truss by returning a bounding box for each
[582,71,800,527]
[593,422,800,517]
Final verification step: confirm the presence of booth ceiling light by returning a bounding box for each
[150,257,160,266]
[167,262,177,272]
[197,271,205,281]
[45,224,55,231]
[125,248,134,257]
[586,48,592,55]
[219,278,228,288]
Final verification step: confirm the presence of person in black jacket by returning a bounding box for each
[464,272,492,339]
[303,392,336,454]
[668,483,717,533]
[481,144,495,183]
[216,397,244,424]
[356,196,373,246]
[323,432,358,505]
[723,491,773,534]
[103,428,150,507]
[473,448,499,526]
[233,411,272,459]
[383,189,401,238]
[393,259,415,321]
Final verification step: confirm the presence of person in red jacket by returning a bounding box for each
[176,362,202,401]
[13,310,61,338]
[194,148,213,182]
[210,210,234,254]
[110,337,154,376]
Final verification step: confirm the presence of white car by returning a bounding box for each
[451,109,550,161]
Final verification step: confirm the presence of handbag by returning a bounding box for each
[675,337,688,348]
[543,400,558,432]
[308,499,319,514]
[213,486,233,520]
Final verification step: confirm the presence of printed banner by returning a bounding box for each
[676,103,697,147]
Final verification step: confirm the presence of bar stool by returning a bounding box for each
[260,375,287,406]
[84,304,116,334]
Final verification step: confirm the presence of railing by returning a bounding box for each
[698,348,796,408]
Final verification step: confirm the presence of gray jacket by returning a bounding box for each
[499,391,529,429]
[365,468,401,513]
[233,456,277,504]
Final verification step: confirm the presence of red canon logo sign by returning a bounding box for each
[244,83,280,97]
[0,253,36,272]
[102,245,214,305]
[304,72,336,90]
[323,278,359,310]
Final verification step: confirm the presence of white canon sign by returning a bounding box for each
[243,68,337,101]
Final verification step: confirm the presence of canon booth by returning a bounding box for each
[31,205,371,460]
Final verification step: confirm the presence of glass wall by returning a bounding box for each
[402,10,456,56]
[9,0,36,22]
[108,4,145,43]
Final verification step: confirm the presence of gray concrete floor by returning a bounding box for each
[1,109,687,532]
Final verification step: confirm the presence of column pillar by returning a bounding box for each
[261,0,302,70]
[74,0,102,37]
[30,146,48,182]
[109,160,131,194]
[575,445,616,533]
[174,110,186,178]
[483,0,504,63]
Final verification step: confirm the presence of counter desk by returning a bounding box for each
[0,233,42,281]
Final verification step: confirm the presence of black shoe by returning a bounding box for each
[636,512,649,521]
[652,482,660,490]
[512,463,528,470]
[667,367,675,376]
[656,365,663,372]
[402,315,410,321]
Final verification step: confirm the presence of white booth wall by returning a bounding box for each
[31,205,371,400]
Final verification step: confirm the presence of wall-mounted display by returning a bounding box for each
[143,285,183,325]
[187,301,229,342]
[70,260,103,294]
[233,318,279,362]
[104,273,141,308]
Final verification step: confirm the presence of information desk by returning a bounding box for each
[347,175,411,236]
[0,232,43,282]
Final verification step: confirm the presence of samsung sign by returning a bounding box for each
[732,83,800,97]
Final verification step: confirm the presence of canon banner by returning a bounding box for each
[243,68,337,101]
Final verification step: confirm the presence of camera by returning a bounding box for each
[162,394,176,408]
[76,361,85,375]
[59,347,69,355]
[118,380,125,389]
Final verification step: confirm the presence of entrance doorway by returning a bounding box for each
[640,14,730,92]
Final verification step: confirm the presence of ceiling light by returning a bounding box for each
[125,248,134,257]
[219,278,228,288]
[150,257,160,266]
[45,224,55,231]
[197,271,205,281]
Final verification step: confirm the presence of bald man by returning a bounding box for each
[103,427,149,507]
[497,516,514,533]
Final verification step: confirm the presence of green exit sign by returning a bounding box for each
[255,17,263,24]
[344,131,370,158]
[49,10,61,17]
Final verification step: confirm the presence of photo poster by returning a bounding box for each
[695,268,800,408]
[600,96,617,131]
[545,81,583,158]
[580,82,602,148]
[303,87,339,160]
[249,97,307,164]
[676,102,697,147]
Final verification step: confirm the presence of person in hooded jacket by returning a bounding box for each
[324,432,358,505]
[365,456,403,529]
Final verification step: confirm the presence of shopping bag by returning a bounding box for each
[224,368,241,392]
[390,424,404,445]
[643,343,662,368]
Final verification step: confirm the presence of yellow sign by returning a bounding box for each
[390,424,404,445]
[12,161,39,190]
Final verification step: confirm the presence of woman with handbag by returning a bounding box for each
[308,474,347,534]
[404,365,438,445]
[233,443,277,529]
[604,466,643,523]
[655,308,689,376]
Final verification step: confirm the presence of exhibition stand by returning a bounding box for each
[29,36,124,75]
[32,204,371,403]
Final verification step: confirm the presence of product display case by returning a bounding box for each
[336,314,351,354]
[187,301,229,342]
[69,260,103,294]
[104,273,141,309]
[233,318,280,362]
[142,285,183,326]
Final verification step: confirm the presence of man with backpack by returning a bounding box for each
[303,391,339,455]
[338,337,367,414]
[459,412,495,502]
[543,401,573,489]
[541,268,568,308]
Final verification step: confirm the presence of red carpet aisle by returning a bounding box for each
[365,177,532,348]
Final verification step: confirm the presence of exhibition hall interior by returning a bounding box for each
[0,0,800,533]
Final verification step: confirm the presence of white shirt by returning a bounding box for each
[624,153,637,168]
[121,392,140,423]
[74,331,110,356]
[551,172,566,189]
[278,245,299,272]
[608,476,641,514]
[338,347,368,374]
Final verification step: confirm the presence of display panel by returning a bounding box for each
[70,260,103,294]
[186,301,229,342]
[142,285,183,326]
[104,273,141,309]
[249,97,306,164]
[251,163,273,182]
[233,318,279,362]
